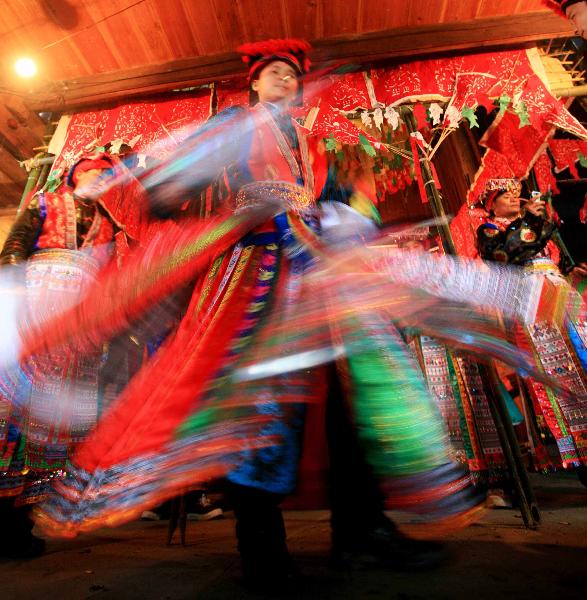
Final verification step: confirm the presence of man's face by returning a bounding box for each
[252,60,299,105]
[74,168,107,200]
[567,2,587,38]
[492,190,521,218]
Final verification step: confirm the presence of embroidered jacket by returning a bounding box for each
[476,210,559,265]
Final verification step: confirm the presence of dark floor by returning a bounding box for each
[1,472,586,600]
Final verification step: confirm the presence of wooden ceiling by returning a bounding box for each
[0,1,567,80]
[0,1,574,104]
[0,0,575,207]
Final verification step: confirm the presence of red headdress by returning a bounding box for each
[237,39,312,83]
[68,153,117,188]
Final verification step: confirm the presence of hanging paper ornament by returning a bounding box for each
[373,107,384,130]
[515,101,531,128]
[109,138,125,154]
[444,105,462,128]
[461,106,479,128]
[410,130,429,149]
[325,134,338,152]
[361,111,373,128]
[512,90,523,110]
[358,133,377,157]
[384,106,400,130]
[497,95,511,117]
[428,103,444,126]
[128,134,142,148]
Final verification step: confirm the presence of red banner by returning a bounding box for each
[53,91,212,172]
[548,138,587,178]
[534,151,561,195]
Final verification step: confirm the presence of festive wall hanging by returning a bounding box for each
[50,49,586,212]
[548,138,587,178]
[51,90,213,181]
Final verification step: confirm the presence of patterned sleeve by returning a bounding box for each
[143,105,250,216]
[0,196,44,265]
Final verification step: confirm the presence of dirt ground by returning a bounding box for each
[1,472,586,600]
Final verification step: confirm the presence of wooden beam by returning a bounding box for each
[23,11,573,112]
[552,83,587,96]
[0,104,44,160]
[0,95,46,139]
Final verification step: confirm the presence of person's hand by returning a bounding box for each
[524,198,546,218]
[570,262,587,278]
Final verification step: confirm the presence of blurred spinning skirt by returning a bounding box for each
[0,249,101,504]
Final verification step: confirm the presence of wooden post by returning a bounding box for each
[480,364,541,528]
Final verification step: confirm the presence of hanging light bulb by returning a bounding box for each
[14,57,37,78]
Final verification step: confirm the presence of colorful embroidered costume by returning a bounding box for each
[413,335,509,485]
[477,189,587,469]
[0,154,147,505]
[18,85,494,541]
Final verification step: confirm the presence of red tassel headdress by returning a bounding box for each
[67,153,118,188]
[237,39,312,83]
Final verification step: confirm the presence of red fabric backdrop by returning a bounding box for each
[53,91,212,172]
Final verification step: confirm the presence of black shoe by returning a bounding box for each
[331,523,447,571]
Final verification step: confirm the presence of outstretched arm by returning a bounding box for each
[142,106,251,215]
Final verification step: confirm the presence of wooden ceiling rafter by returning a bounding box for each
[85,1,127,71]
[0,1,566,83]
[0,0,576,208]
[173,0,204,56]
[21,12,573,112]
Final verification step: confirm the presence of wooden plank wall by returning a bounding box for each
[0,94,45,207]
[0,208,17,247]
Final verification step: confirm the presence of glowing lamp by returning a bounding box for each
[14,57,37,78]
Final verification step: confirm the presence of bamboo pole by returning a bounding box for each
[553,83,587,97]
[401,108,457,255]
[480,364,541,529]
[18,152,45,210]
[402,105,541,529]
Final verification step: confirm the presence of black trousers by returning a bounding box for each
[0,497,35,552]
[228,364,392,562]
[326,366,392,543]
